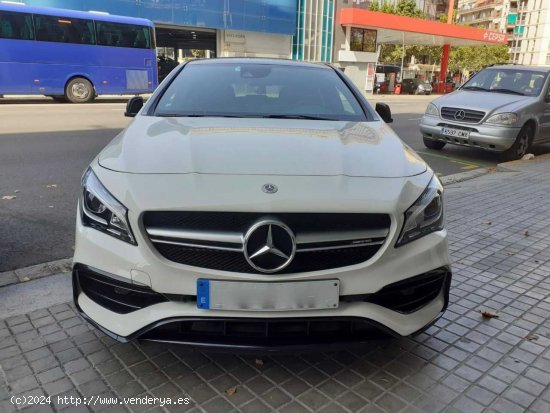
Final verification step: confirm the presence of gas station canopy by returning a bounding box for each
[340,9,508,47]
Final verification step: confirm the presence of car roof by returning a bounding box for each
[186,58,332,70]
[485,64,550,73]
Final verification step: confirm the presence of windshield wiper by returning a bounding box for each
[155,113,244,118]
[261,114,336,121]
[155,113,337,120]
[462,86,490,91]
[489,88,525,96]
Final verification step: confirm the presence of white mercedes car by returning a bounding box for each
[73,58,451,351]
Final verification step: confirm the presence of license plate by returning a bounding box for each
[197,279,339,311]
[440,127,470,139]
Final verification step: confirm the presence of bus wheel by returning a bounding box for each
[65,78,94,103]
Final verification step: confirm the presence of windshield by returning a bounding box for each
[154,63,368,121]
[462,68,547,96]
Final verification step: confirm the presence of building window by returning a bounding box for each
[350,27,376,53]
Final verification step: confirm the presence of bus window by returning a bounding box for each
[34,14,95,45]
[95,22,152,49]
[0,11,33,40]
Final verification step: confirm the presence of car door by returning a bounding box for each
[539,77,550,141]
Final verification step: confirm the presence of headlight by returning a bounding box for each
[424,103,439,117]
[396,176,444,247]
[80,168,136,245]
[485,112,518,126]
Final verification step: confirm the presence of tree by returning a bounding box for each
[448,45,509,72]
[395,0,425,18]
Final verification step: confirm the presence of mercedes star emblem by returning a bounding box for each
[244,220,296,273]
[262,183,278,194]
[454,110,466,121]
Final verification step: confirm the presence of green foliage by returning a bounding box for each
[395,0,425,18]
[448,45,510,72]
[368,0,380,11]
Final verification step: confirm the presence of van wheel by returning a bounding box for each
[501,124,533,162]
[65,78,94,103]
[423,137,446,150]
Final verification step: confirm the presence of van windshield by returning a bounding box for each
[462,68,547,97]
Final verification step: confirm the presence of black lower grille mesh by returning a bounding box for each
[139,318,390,346]
[154,243,381,274]
[76,268,168,314]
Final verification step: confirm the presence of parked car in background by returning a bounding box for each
[73,58,451,350]
[420,65,550,161]
[401,78,432,95]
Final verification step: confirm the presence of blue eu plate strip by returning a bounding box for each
[196,279,210,309]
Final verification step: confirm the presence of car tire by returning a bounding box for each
[423,137,446,150]
[65,77,95,103]
[501,124,533,162]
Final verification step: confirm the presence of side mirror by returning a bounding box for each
[545,91,550,103]
[375,102,393,123]
[125,96,144,117]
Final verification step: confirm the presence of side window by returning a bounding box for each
[96,22,152,49]
[0,11,33,40]
[34,15,95,44]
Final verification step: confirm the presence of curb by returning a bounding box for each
[0,258,72,288]
[440,167,493,186]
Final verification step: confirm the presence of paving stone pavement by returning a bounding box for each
[1,160,550,413]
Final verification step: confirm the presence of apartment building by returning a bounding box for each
[456,0,505,30]
[508,0,550,65]
[457,0,550,65]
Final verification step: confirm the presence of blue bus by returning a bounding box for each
[0,2,157,102]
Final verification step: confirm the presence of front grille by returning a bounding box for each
[143,212,389,233]
[143,212,390,274]
[139,317,390,347]
[154,243,382,274]
[441,107,485,123]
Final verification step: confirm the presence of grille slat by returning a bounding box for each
[143,212,390,274]
[441,107,485,123]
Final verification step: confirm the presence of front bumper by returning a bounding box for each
[73,167,452,350]
[73,261,452,350]
[420,115,519,151]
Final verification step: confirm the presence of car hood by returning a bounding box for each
[434,90,535,112]
[98,117,427,178]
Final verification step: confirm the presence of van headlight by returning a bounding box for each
[485,112,518,126]
[396,176,444,247]
[424,103,439,117]
[80,168,136,245]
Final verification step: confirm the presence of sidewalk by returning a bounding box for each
[1,157,549,413]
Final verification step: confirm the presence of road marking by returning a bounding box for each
[416,150,486,170]
[407,117,422,121]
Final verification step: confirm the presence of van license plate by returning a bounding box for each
[441,127,470,139]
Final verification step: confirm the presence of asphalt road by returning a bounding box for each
[1,95,549,272]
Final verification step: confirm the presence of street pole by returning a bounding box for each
[438,0,455,93]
